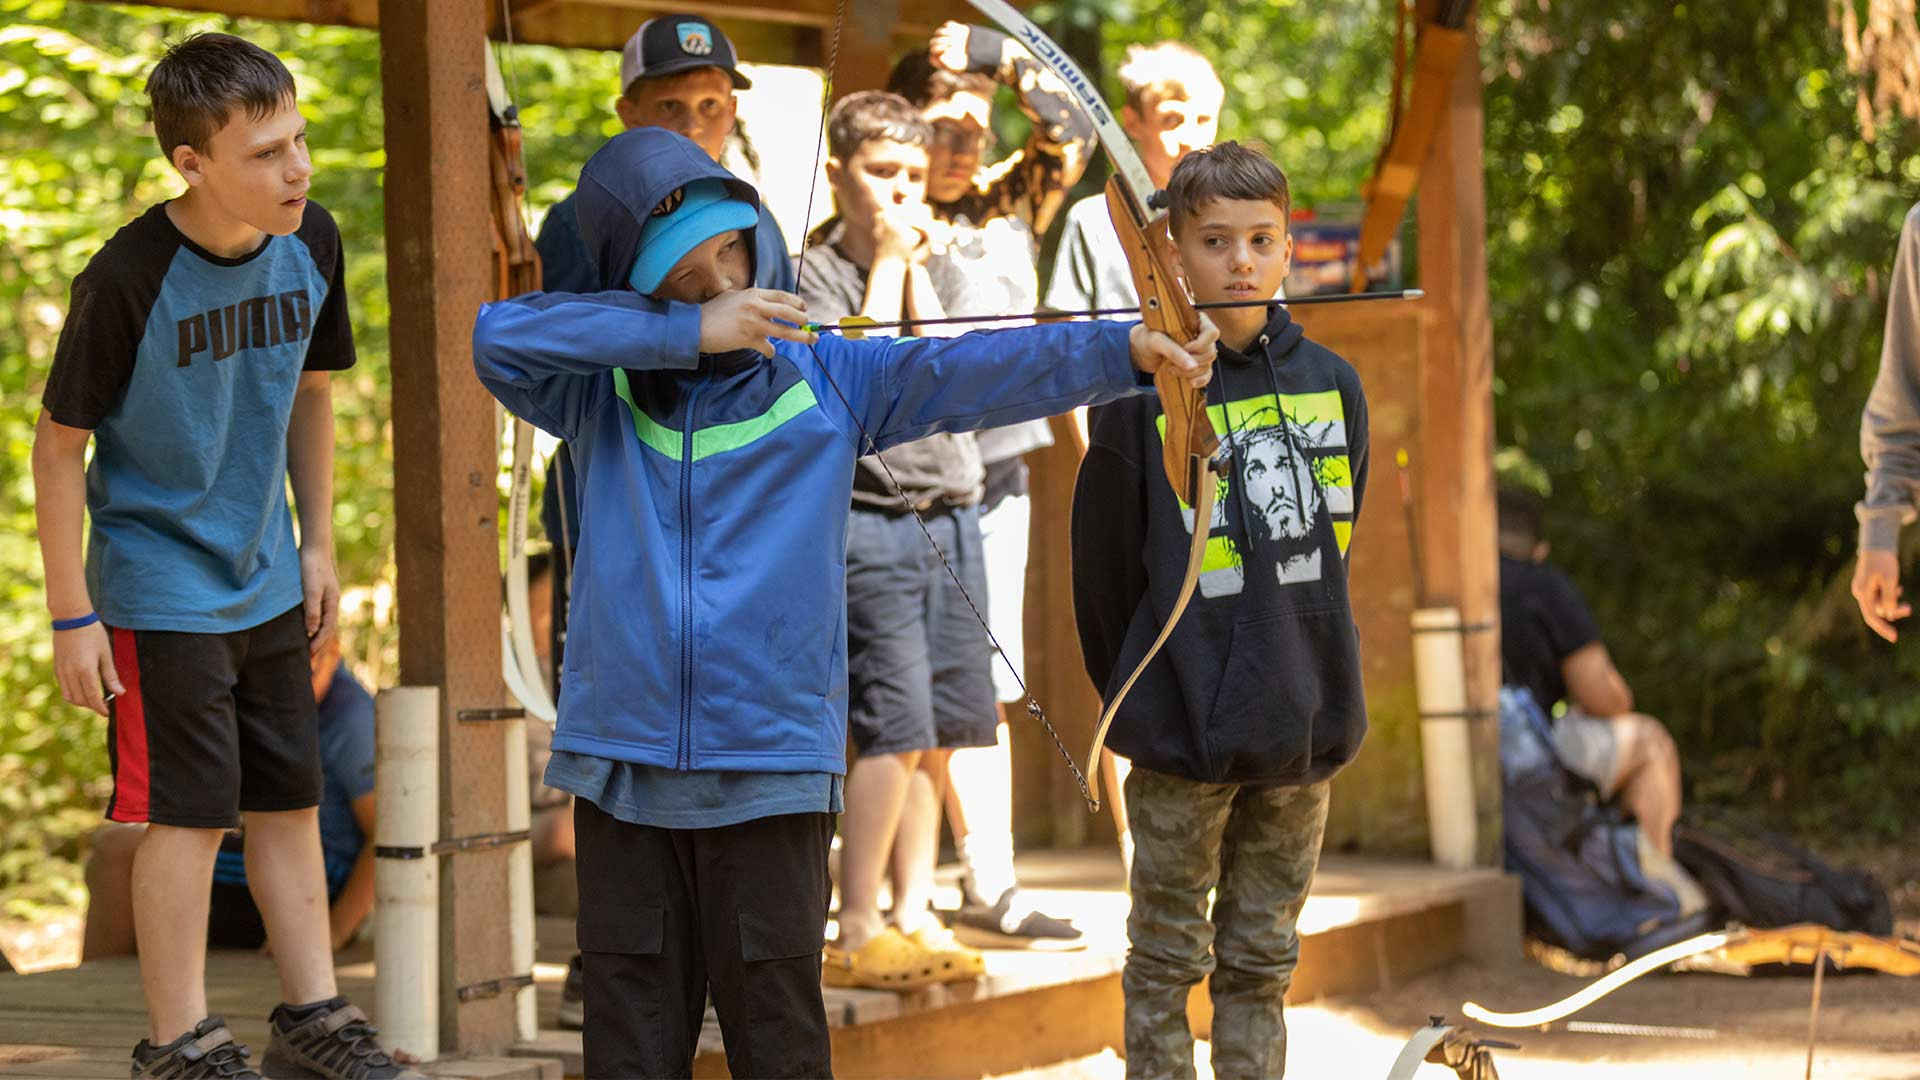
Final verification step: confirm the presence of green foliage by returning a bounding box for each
[0,0,612,917]
[1041,0,1393,209]
[1483,0,1920,831]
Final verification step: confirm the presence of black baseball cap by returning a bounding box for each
[619,15,752,93]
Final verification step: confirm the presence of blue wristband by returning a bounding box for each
[52,612,99,632]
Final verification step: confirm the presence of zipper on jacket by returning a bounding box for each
[678,379,704,770]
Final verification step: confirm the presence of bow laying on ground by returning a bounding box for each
[1461,924,1920,1029]
[963,0,1222,812]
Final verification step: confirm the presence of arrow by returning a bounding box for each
[803,288,1424,338]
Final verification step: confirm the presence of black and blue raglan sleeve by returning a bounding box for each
[42,217,174,429]
[299,202,356,372]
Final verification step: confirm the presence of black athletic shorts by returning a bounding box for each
[105,605,322,828]
[844,504,998,756]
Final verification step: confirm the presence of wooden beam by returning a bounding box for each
[1412,0,1502,866]
[379,0,518,1050]
[75,0,991,56]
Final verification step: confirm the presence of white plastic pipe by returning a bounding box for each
[504,716,536,1039]
[375,686,440,1060]
[1412,606,1477,870]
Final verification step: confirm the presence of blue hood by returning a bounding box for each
[575,127,763,292]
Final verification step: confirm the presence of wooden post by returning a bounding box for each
[381,0,518,1049]
[1412,0,1503,866]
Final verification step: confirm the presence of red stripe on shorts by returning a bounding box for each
[107,627,150,822]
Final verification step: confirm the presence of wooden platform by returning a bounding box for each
[0,851,1516,1079]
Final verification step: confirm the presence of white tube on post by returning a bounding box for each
[1412,607,1477,870]
[375,686,440,1060]
[505,717,536,1039]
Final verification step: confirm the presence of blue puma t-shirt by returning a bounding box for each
[42,201,355,632]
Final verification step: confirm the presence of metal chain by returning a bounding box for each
[791,0,1093,804]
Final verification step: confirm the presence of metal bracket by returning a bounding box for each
[456,973,535,1002]
[458,706,527,722]
[1411,620,1499,637]
[374,829,531,860]
[1416,707,1499,722]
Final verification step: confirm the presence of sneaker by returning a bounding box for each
[556,953,584,1030]
[262,997,423,1080]
[132,1016,260,1079]
[950,888,1086,952]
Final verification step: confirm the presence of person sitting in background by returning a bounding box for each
[83,633,376,958]
[1497,488,1684,854]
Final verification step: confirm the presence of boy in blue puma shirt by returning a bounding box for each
[472,126,1215,1078]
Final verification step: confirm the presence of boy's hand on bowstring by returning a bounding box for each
[699,289,816,358]
[1128,314,1220,391]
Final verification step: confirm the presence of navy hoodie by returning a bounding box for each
[1071,304,1370,786]
[473,128,1146,774]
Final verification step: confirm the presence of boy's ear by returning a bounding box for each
[170,144,206,187]
[824,155,843,188]
[614,93,642,130]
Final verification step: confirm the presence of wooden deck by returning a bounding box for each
[0,851,1517,1079]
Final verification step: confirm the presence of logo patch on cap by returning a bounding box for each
[651,186,687,218]
[677,22,714,56]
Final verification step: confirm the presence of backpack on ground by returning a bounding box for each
[1673,814,1893,939]
[1497,687,1710,960]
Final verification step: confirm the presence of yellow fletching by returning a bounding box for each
[838,315,877,340]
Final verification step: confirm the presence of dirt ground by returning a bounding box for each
[994,829,1920,1079]
[1000,958,1920,1078]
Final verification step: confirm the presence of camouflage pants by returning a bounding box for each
[1122,768,1331,1080]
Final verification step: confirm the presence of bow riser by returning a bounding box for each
[1102,175,1218,504]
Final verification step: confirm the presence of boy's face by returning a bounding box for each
[171,98,312,236]
[920,90,993,205]
[1124,82,1222,187]
[617,67,738,162]
[826,138,930,232]
[649,228,752,305]
[1170,196,1293,306]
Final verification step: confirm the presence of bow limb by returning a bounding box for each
[1461,924,1920,1029]
[1083,474,1214,810]
[964,0,1222,811]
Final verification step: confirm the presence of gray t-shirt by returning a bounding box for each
[1044,192,1139,318]
[795,222,987,509]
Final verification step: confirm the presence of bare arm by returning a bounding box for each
[286,371,339,653]
[32,412,122,715]
[1561,641,1634,717]
[329,791,377,950]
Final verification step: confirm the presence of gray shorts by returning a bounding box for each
[1552,711,1621,793]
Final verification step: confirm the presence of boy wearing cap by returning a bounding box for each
[530,21,793,1024]
[535,13,791,295]
[473,126,1216,1077]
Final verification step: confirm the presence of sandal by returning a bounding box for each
[822,926,947,990]
[904,925,987,982]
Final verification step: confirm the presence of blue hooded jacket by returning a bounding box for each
[474,128,1145,774]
